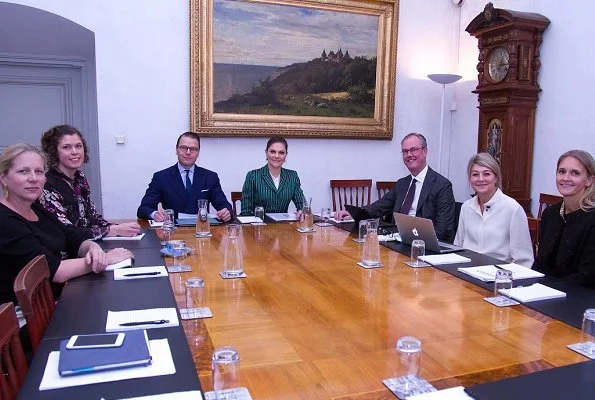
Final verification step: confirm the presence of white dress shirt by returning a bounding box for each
[454,188,534,267]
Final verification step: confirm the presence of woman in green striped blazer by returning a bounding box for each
[240,136,305,216]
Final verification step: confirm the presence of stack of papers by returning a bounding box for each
[329,216,354,223]
[106,308,179,332]
[266,213,298,221]
[103,233,145,241]
[499,283,566,302]
[408,386,474,399]
[237,216,263,224]
[113,266,168,280]
[458,264,544,282]
[418,254,471,265]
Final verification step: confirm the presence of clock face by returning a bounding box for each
[488,47,510,83]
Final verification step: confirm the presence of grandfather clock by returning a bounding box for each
[466,3,550,212]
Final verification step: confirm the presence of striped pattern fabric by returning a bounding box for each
[240,165,305,215]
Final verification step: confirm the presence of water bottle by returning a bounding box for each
[222,224,244,278]
[361,218,380,266]
[301,197,314,231]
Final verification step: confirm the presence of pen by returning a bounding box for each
[119,319,169,326]
[123,272,161,277]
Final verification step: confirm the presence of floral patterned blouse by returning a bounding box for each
[39,168,111,240]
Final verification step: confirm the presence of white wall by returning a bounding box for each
[5,0,595,218]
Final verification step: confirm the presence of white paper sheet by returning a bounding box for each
[237,216,263,224]
[149,220,164,228]
[106,258,134,271]
[177,213,197,219]
[103,233,145,241]
[39,339,175,391]
[499,283,566,302]
[418,254,471,265]
[329,216,354,223]
[407,386,474,400]
[458,264,544,282]
[106,308,179,332]
[117,391,203,400]
[113,266,168,280]
[266,213,298,221]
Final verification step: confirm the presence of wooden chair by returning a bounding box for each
[376,181,396,199]
[0,302,28,400]
[537,193,562,219]
[13,255,55,353]
[330,179,372,212]
[528,217,539,257]
[231,191,243,216]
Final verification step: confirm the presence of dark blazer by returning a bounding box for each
[363,167,455,242]
[137,164,232,219]
[240,165,305,215]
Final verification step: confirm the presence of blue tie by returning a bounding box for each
[185,169,192,197]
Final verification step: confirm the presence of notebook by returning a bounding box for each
[458,264,544,282]
[498,283,566,303]
[58,330,152,376]
[393,213,462,253]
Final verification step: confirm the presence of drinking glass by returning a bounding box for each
[161,209,175,245]
[171,240,189,269]
[319,207,332,226]
[581,309,595,355]
[361,219,380,266]
[410,240,425,266]
[301,198,314,231]
[185,277,205,319]
[254,206,265,225]
[195,199,211,237]
[212,346,240,396]
[222,224,244,278]
[396,336,422,396]
[494,269,513,297]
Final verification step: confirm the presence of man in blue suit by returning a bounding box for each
[137,132,232,221]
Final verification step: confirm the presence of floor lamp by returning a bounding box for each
[427,73,462,175]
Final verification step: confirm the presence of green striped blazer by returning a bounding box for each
[240,165,305,215]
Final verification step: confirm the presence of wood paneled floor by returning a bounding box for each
[166,223,587,399]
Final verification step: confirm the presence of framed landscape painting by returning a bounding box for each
[190,0,398,139]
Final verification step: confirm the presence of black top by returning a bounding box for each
[533,202,595,289]
[0,202,86,304]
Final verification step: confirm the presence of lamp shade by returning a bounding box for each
[427,74,462,85]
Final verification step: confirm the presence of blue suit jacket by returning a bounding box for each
[137,164,232,219]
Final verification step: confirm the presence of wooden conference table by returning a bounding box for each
[19,220,595,399]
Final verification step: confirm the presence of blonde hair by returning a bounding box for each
[0,143,47,182]
[467,152,502,189]
[557,150,595,211]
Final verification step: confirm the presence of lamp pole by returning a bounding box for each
[427,74,462,175]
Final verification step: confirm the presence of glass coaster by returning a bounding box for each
[315,222,333,227]
[194,233,213,238]
[567,342,595,359]
[204,387,252,400]
[219,271,248,279]
[383,375,437,399]
[483,296,520,307]
[352,238,365,243]
[404,261,432,268]
[357,261,383,269]
[167,265,192,273]
[180,307,213,320]
[296,228,316,233]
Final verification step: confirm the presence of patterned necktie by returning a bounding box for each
[185,169,192,197]
[399,178,417,215]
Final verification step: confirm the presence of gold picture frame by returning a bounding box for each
[190,0,398,139]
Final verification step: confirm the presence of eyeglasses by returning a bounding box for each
[401,147,425,156]
[178,145,199,154]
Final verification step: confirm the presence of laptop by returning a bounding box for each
[393,212,462,253]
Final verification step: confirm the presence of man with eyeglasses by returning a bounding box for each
[335,132,455,241]
[137,132,232,221]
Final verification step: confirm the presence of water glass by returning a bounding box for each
[395,336,422,396]
[212,346,240,395]
[581,309,595,355]
[254,206,265,225]
[171,240,188,268]
[301,200,314,231]
[196,199,211,237]
[162,208,175,244]
[361,218,380,267]
[185,277,205,318]
[410,240,425,266]
[494,269,513,297]
[319,207,332,226]
[222,224,244,278]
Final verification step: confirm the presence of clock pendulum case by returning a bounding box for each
[466,3,550,213]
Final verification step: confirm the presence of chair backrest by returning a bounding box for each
[527,217,539,257]
[13,255,55,353]
[231,191,243,216]
[0,302,28,400]
[537,193,562,219]
[330,179,372,212]
[376,181,396,200]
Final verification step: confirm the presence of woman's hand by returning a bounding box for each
[108,222,141,237]
[85,248,108,273]
[106,248,134,265]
